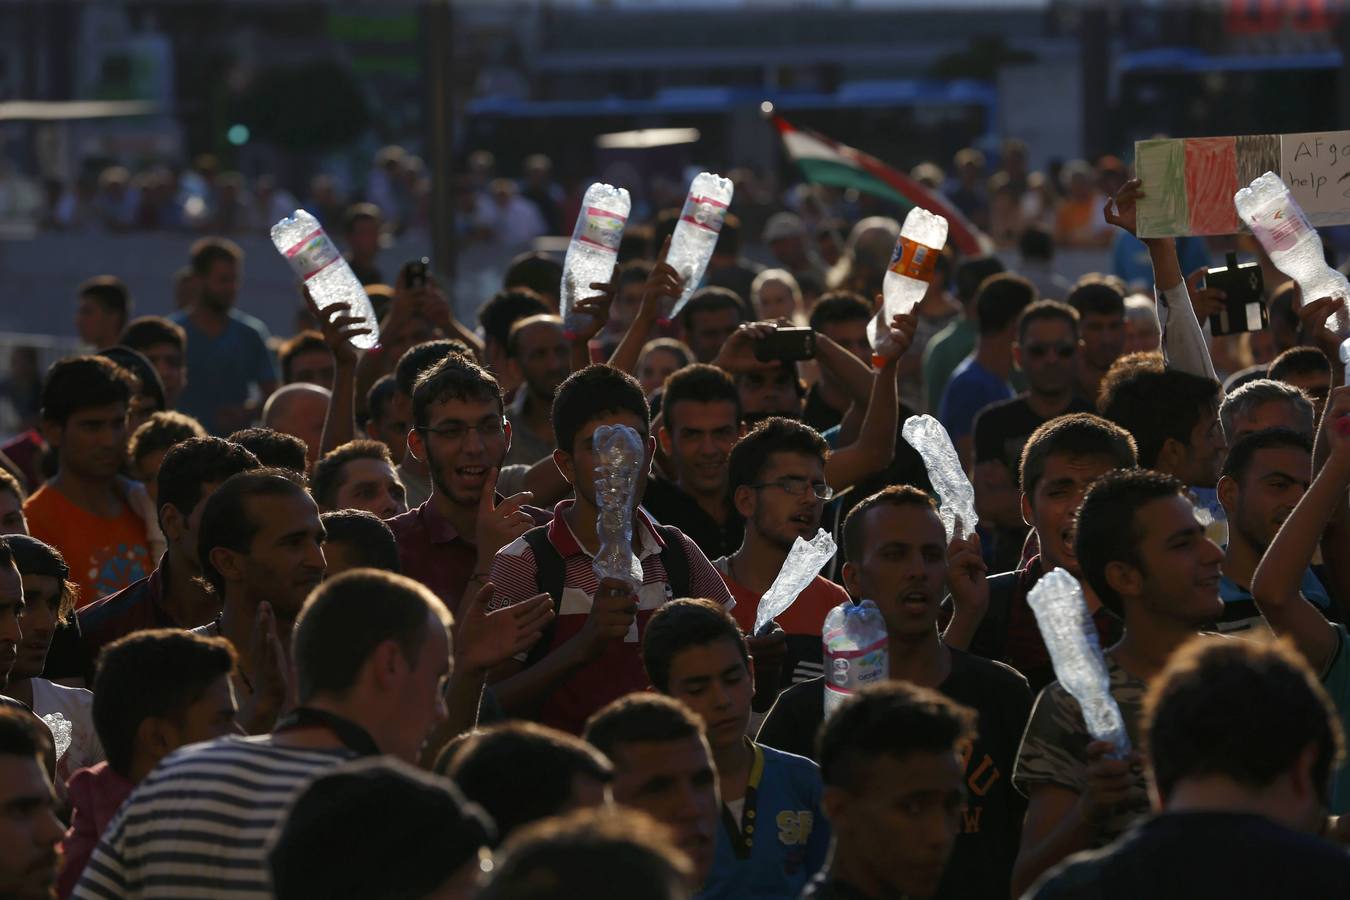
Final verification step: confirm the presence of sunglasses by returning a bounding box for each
[1024,342,1076,360]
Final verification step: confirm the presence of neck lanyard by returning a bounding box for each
[274,707,381,757]
[721,740,765,860]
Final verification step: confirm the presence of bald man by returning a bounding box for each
[262,383,329,466]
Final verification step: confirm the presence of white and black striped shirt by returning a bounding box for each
[72,736,355,899]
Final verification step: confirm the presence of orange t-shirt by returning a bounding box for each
[24,485,153,608]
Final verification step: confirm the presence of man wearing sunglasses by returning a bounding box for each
[972,301,1094,570]
[715,418,850,701]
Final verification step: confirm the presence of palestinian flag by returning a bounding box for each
[771,113,988,256]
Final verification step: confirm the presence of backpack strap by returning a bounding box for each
[521,526,565,667]
[654,524,691,600]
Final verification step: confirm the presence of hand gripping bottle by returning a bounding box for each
[1026,568,1131,759]
[665,172,735,321]
[1234,172,1350,339]
[271,210,381,350]
[561,183,631,339]
[868,207,948,364]
[822,599,889,718]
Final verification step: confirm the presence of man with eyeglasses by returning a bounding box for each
[972,301,1094,570]
[388,353,551,616]
[715,418,849,695]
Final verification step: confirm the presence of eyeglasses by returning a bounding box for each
[416,419,506,443]
[750,477,835,500]
[1024,343,1076,360]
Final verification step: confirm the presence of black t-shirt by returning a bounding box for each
[972,394,1096,479]
[803,384,844,434]
[758,649,1033,900]
[642,476,744,562]
[1029,811,1350,900]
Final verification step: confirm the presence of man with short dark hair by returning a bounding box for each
[123,320,185,392]
[938,273,1039,464]
[680,288,748,365]
[0,540,24,689]
[341,202,385,286]
[310,439,406,519]
[642,599,829,899]
[277,330,335,389]
[489,365,734,735]
[59,629,238,894]
[269,757,492,900]
[25,356,154,606]
[363,373,410,465]
[584,693,721,889]
[0,707,63,900]
[643,364,745,560]
[76,276,131,350]
[125,411,207,499]
[391,340,474,507]
[759,485,1029,900]
[802,682,977,900]
[1269,346,1332,421]
[973,301,1095,568]
[1028,638,1350,898]
[1098,356,1225,488]
[478,288,552,398]
[319,510,400,576]
[228,426,308,475]
[504,314,570,468]
[388,353,549,616]
[72,570,462,899]
[923,255,1008,415]
[76,436,259,682]
[171,237,278,435]
[965,414,1135,691]
[503,251,562,311]
[1012,468,1225,895]
[805,291,872,432]
[443,720,613,838]
[717,418,848,689]
[1065,277,1127,403]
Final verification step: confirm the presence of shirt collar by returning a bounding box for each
[546,499,663,560]
[416,499,466,545]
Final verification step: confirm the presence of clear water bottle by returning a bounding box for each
[271,210,381,350]
[561,183,631,339]
[869,207,948,364]
[822,598,889,718]
[665,172,735,321]
[1234,172,1350,336]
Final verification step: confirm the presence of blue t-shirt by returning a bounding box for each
[697,742,830,900]
[1216,568,1331,635]
[170,309,277,435]
[938,356,1012,444]
[1321,624,1350,814]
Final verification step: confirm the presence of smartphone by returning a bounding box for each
[754,326,816,363]
[403,257,429,289]
[1205,252,1266,337]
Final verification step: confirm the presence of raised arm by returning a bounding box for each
[823,311,916,490]
[305,291,370,457]
[1251,386,1350,673]
[609,237,680,375]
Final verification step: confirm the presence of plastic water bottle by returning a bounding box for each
[868,207,948,363]
[665,172,735,321]
[271,210,381,350]
[822,599,889,718]
[561,183,631,339]
[1234,172,1350,336]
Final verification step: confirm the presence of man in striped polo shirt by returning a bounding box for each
[72,567,540,899]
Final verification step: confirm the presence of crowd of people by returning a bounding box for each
[2,140,1350,900]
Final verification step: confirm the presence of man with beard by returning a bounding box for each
[504,315,570,468]
[1215,429,1329,635]
[388,353,551,616]
[758,486,1028,900]
[171,238,277,435]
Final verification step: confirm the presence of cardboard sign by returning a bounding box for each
[1135,130,1350,237]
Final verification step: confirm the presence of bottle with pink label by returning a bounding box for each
[1235,172,1350,336]
[561,183,631,339]
[271,210,381,349]
[665,172,735,321]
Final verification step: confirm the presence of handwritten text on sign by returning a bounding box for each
[1280,132,1350,223]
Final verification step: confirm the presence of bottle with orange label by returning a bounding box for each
[868,207,948,365]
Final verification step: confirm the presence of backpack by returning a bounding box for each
[519,523,691,666]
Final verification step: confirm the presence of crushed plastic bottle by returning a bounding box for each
[901,415,977,542]
[592,424,646,601]
[41,712,72,763]
[823,598,889,718]
[1026,568,1131,759]
[869,207,949,364]
[1234,172,1350,336]
[561,183,631,339]
[271,209,381,350]
[665,172,735,321]
[753,529,837,636]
